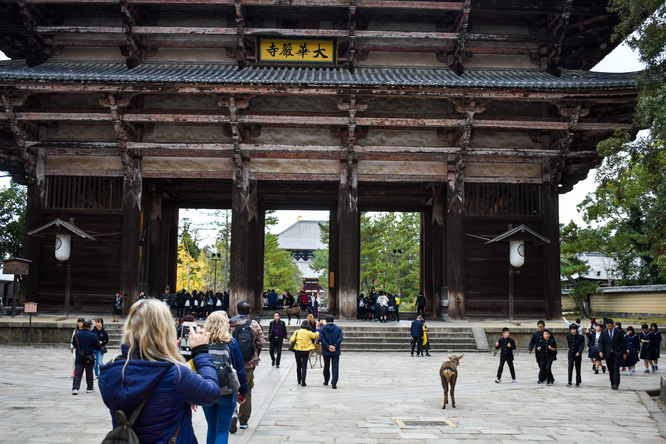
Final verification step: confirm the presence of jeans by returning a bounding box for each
[538,356,555,383]
[323,355,340,386]
[94,350,104,377]
[238,367,254,424]
[269,337,283,366]
[73,361,94,391]
[606,353,621,387]
[411,336,422,355]
[203,393,237,444]
[295,351,309,383]
[568,354,582,384]
[497,357,515,380]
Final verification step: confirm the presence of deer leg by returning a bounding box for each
[442,382,448,409]
[450,375,457,408]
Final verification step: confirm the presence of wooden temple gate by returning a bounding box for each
[0,0,637,319]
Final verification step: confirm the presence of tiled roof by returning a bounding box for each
[0,60,638,89]
[277,220,327,251]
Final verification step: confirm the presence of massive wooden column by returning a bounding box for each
[327,209,338,316]
[166,204,179,295]
[252,207,265,315]
[542,183,562,319]
[24,153,45,305]
[147,184,171,297]
[428,183,445,318]
[120,155,142,307]
[230,157,261,316]
[336,161,360,320]
[446,164,466,319]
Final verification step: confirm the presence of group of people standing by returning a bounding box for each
[70,317,108,395]
[263,289,319,317]
[491,318,661,390]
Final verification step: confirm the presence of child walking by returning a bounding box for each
[623,326,640,375]
[495,327,516,383]
[421,319,432,357]
[537,329,557,385]
[649,323,661,372]
[640,323,654,373]
[566,323,585,386]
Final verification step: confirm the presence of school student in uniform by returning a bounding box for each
[566,323,585,386]
[495,327,517,383]
[537,329,557,385]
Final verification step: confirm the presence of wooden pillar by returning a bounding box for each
[251,206,265,316]
[327,209,338,316]
[421,211,433,317]
[25,149,45,306]
[431,183,445,318]
[542,184,561,319]
[148,184,170,297]
[166,205,179,295]
[120,157,142,308]
[336,162,360,320]
[446,167,466,320]
[230,157,259,317]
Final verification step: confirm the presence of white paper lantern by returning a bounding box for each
[509,240,524,268]
[55,234,71,261]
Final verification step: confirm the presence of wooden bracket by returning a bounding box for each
[449,0,471,75]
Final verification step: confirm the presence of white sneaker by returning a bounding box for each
[72,389,78,395]
[86,389,94,393]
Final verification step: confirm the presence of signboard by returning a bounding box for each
[25,302,38,313]
[257,38,337,66]
[2,258,30,275]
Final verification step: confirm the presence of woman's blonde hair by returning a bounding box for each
[122,299,186,365]
[204,310,233,344]
[307,313,315,324]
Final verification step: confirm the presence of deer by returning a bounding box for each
[439,354,463,409]
[284,306,302,325]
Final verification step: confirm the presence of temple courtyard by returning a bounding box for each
[1,344,664,443]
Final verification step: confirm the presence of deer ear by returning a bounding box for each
[448,354,453,359]
[457,354,464,360]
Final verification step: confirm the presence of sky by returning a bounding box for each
[0,42,646,247]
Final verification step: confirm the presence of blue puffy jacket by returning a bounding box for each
[319,323,343,356]
[99,344,220,444]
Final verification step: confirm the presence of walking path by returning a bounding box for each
[0,345,664,443]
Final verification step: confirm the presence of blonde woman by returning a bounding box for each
[99,299,220,444]
[290,320,320,386]
[203,311,249,444]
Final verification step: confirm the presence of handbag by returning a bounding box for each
[100,345,108,354]
[288,335,296,352]
[74,335,95,365]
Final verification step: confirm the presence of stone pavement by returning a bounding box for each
[0,345,664,443]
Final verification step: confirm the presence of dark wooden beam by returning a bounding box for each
[542,182,561,319]
[234,0,247,69]
[119,154,142,306]
[120,0,150,69]
[449,0,471,75]
[22,0,465,9]
[547,0,574,73]
[336,159,360,320]
[445,158,465,319]
[18,0,53,66]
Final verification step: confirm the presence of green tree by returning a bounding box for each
[581,1,666,282]
[179,218,201,261]
[0,180,27,260]
[560,222,602,314]
[263,210,302,292]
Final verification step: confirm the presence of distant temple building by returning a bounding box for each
[277,220,327,296]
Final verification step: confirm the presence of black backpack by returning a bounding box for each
[233,318,256,362]
[209,342,241,395]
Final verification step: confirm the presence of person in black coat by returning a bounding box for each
[410,316,423,356]
[528,320,546,364]
[415,292,427,319]
[494,327,517,383]
[176,289,186,317]
[598,318,627,389]
[537,329,557,385]
[268,312,288,368]
[71,319,100,395]
[320,314,344,389]
[566,323,585,386]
